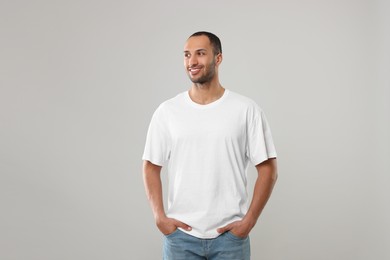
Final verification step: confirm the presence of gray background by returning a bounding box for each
[1,0,389,259]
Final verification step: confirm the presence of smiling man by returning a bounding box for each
[142,31,278,260]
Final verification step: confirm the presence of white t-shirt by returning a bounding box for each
[142,89,277,239]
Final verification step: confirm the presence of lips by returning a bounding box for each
[188,66,202,76]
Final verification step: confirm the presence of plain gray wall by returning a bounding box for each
[1,0,389,259]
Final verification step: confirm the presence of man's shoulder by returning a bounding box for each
[157,91,187,110]
[227,90,261,110]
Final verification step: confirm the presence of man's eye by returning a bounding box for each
[198,52,205,56]
[184,53,190,58]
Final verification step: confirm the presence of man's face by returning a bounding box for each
[183,35,220,84]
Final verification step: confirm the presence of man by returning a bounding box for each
[142,31,278,260]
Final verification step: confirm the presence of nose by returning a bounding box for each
[189,55,198,67]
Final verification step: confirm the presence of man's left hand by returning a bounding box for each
[217,219,254,238]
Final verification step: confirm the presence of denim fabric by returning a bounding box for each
[163,229,250,260]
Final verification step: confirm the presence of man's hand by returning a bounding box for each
[156,215,192,235]
[217,219,255,238]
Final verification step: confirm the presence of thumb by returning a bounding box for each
[217,224,232,234]
[173,219,192,231]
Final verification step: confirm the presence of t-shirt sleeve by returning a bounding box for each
[142,105,171,166]
[246,106,277,165]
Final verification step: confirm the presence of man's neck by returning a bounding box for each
[189,81,225,105]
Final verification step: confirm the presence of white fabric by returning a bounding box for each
[142,89,277,239]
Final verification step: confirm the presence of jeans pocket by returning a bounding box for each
[164,228,180,238]
[226,231,248,241]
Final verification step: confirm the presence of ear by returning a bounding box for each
[215,53,223,65]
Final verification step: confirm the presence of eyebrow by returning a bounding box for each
[184,49,208,53]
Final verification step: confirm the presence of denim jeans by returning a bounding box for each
[163,229,250,260]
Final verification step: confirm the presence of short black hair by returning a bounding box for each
[189,31,222,56]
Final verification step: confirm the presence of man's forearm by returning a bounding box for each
[244,158,278,227]
[143,160,192,234]
[217,158,278,236]
[143,160,166,220]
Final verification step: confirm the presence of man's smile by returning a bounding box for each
[188,66,202,76]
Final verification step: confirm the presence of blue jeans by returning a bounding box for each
[163,229,250,260]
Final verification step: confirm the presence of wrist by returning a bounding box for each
[154,211,167,222]
[242,214,257,229]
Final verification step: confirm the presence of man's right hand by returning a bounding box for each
[156,215,192,235]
